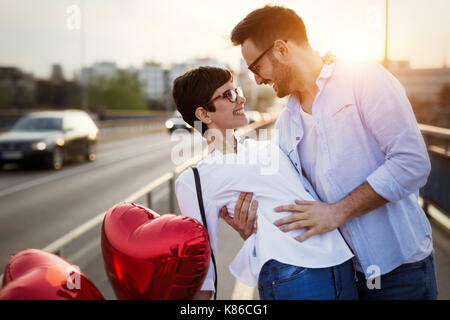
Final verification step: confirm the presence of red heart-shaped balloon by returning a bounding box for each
[0,249,104,300]
[101,202,211,300]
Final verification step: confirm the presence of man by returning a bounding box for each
[220,5,437,299]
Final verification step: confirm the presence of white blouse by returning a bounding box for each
[175,138,353,290]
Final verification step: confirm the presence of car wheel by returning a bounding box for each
[49,147,63,170]
[85,141,96,161]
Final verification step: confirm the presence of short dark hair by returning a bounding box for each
[230,5,309,50]
[172,66,233,134]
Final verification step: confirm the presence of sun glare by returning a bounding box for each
[337,44,368,62]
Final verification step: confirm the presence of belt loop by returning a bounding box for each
[330,266,338,298]
[334,265,343,299]
[273,260,279,283]
[352,259,358,282]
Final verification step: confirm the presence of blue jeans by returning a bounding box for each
[356,253,438,300]
[258,259,358,300]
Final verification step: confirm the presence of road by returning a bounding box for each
[0,130,448,300]
[0,131,191,268]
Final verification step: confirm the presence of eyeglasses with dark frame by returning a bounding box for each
[247,40,287,78]
[205,87,244,107]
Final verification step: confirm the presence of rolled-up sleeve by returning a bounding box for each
[356,62,431,202]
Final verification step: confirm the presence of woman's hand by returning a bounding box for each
[219,192,258,241]
[322,51,338,64]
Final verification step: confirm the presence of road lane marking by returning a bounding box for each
[0,140,173,198]
[98,132,168,153]
[67,237,101,266]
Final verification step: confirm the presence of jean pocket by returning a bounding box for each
[274,264,309,285]
[258,285,265,300]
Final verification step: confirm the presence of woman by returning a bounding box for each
[172,65,358,300]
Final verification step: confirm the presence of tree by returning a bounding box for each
[87,70,146,110]
[0,85,12,109]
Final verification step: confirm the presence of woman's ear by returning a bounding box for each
[195,107,212,124]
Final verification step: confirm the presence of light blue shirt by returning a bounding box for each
[275,61,433,279]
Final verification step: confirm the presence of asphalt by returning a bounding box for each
[0,129,448,300]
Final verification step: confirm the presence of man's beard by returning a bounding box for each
[271,58,294,98]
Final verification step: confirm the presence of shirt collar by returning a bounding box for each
[286,62,336,114]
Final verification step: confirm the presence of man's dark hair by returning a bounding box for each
[230,5,309,50]
[172,66,233,134]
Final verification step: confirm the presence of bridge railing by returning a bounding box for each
[1,120,448,285]
[40,123,450,256]
[418,124,450,228]
[42,119,274,257]
[0,118,273,284]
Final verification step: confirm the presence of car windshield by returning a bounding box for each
[12,117,63,131]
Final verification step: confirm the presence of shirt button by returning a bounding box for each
[295,163,298,166]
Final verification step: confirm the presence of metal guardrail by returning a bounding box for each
[0,118,272,284]
[98,119,166,138]
[1,120,448,284]
[42,119,273,257]
[419,124,450,231]
[419,124,450,157]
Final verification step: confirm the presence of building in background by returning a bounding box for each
[0,67,36,110]
[167,57,227,88]
[166,57,228,110]
[80,62,118,85]
[75,58,229,111]
[36,64,79,110]
[388,60,450,128]
[389,60,450,106]
[139,62,167,110]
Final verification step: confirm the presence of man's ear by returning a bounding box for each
[195,107,212,124]
[273,39,289,62]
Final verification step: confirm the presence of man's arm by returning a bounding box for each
[275,62,430,241]
[274,182,387,241]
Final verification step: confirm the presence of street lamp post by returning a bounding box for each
[80,0,88,111]
[383,0,389,69]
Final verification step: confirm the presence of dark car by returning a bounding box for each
[165,111,193,133]
[0,110,99,170]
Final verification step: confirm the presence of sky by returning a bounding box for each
[0,0,449,79]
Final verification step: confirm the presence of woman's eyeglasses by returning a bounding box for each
[206,87,244,106]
